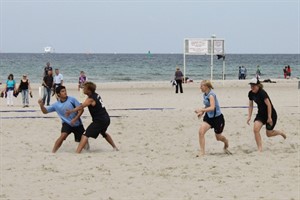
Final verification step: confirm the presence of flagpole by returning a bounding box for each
[210,34,216,81]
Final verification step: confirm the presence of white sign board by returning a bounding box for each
[185,38,224,55]
[185,39,209,55]
[213,40,224,54]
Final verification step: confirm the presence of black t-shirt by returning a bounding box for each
[19,80,29,90]
[44,66,53,76]
[43,75,53,88]
[248,89,275,117]
[88,93,109,122]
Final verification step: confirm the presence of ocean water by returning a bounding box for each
[0,53,299,83]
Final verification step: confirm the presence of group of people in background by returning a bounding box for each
[238,66,247,79]
[283,65,292,79]
[1,73,32,107]
[1,62,89,107]
[42,62,64,105]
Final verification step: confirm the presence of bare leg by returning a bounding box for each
[52,133,68,153]
[215,134,229,149]
[197,122,211,157]
[104,133,119,151]
[253,121,264,152]
[266,130,286,139]
[76,135,89,153]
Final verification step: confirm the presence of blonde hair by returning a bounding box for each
[201,80,214,89]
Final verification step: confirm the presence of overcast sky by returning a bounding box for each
[0,0,299,54]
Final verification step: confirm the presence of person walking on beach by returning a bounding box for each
[78,71,87,103]
[18,74,32,107]
[194,80,230,157]
[42,70,53,106]
[247,78,286,152]
[4,74,17,106]
[174,67,183,93]
[38,85,89,153]
[65,81,119,153]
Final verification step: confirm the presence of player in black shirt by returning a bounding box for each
[66,81,118,153]
[247,78,286,152]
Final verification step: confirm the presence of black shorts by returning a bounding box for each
[84,119,110,139]
[61,123,85,142]
[254,111,277,130]
[203,114,225,134]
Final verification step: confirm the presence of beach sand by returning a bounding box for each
[0,80,299,199]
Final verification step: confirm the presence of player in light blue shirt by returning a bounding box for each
[38,86,89,153]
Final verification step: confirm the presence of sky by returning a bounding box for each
[0,0,299,54]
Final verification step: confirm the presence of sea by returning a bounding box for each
[0,53,299,83]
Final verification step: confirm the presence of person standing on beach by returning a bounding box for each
[53,68,63,95]
[65,81,119,153]
[42,70,53,106]
[38,85,89,153]
[247,78,286,152]
[78,71,87,103]
[283,66,288,79]
[44,62,53,77]
[4,74,17,106]
[174,67,183,93]
[286,65,291,79]
[18,74,32,107]
[256,65,261,79]
[194,80,229,157]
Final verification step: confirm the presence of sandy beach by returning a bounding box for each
[0,79,299,199]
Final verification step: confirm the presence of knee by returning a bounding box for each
[215,135,221,141]
[198,129,205,137]
[266,130,273,137]
[253,127,260,134]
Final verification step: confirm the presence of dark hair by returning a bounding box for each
[55,85,66,94]
[8,74,14,80]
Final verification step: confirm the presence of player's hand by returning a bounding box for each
[70,119,76,126]
[247,117,251,125]
[65,109,71,117]
[195,109,204,118]
[38,99,44,106]
[267,117,273,126]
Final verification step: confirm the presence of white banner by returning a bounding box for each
[185,39,209,55]
[185,38,224,55]
[213,40,224,54]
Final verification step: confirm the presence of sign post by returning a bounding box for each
[184,36,225,81]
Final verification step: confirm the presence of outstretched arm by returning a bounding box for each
[66,97,93,116]
[38,99,48,114]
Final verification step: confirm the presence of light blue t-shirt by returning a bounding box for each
[6,80,16,88]
[203,90,222,118]
[46,96,82,127]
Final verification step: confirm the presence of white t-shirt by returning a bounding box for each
[54,73,63,84]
